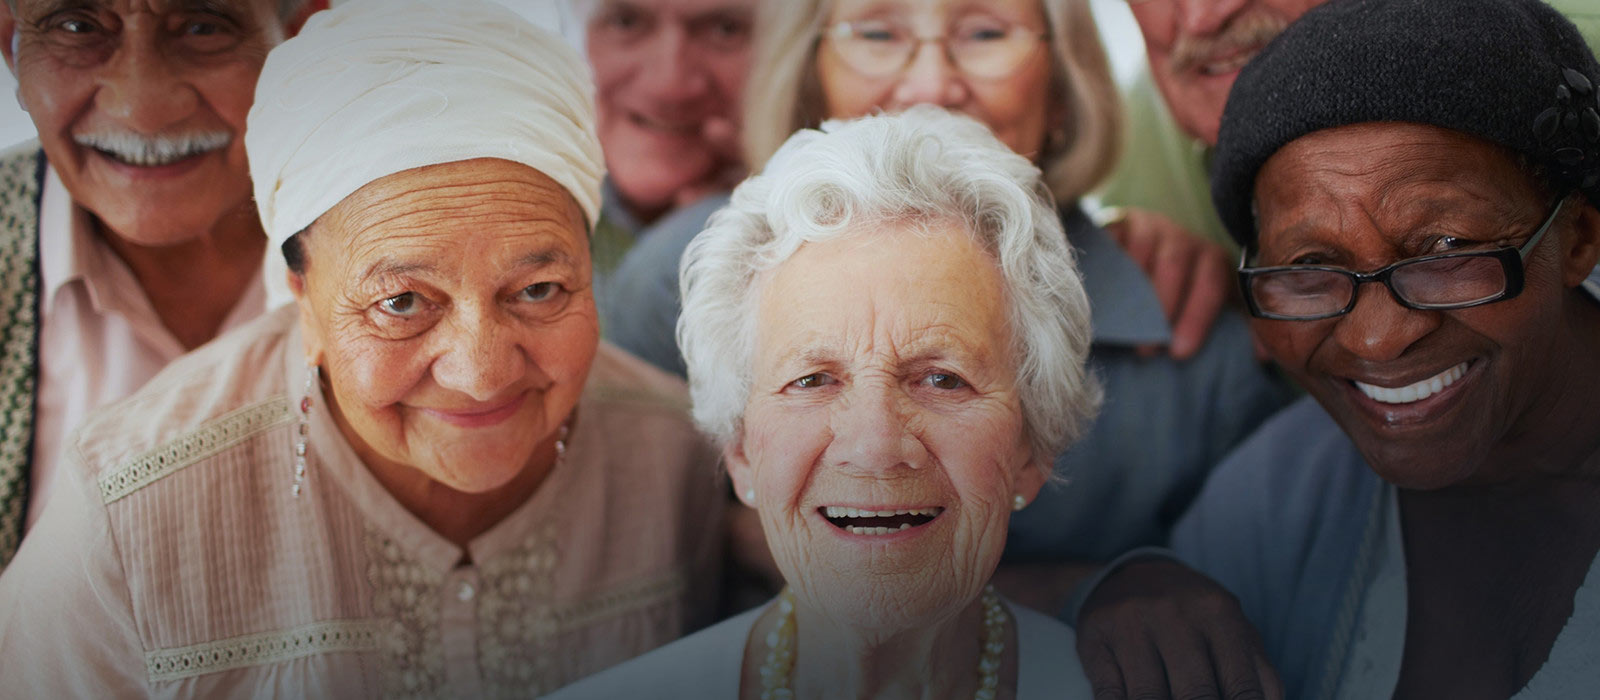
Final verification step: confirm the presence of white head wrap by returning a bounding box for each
[247,0,604,307]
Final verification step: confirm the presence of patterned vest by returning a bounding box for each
[0,146,44,570]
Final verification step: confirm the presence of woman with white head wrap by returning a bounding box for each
[0,0,723,696]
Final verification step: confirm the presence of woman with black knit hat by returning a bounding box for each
[1072,1,1600,698]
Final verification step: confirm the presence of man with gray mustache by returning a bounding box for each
[0,0,324,572]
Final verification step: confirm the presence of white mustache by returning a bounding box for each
[72,130,232,167]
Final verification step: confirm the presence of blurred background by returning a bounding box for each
[0,0,1147,151]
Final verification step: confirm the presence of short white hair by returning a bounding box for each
[677,107,1101,468]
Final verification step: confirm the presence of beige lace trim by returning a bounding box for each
[556,568,687,632]
[477,522,561,698]
[144,619,386,683]
[99,398,293,503]
[366,530,447,699]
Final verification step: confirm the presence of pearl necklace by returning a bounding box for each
[759,585,1008,700]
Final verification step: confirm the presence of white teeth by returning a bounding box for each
[1353,362,1468,404]
[74,130,231,167]
[823,506,941,518]
[844,523,913,536]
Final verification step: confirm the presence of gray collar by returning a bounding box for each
[1061,206,1173,347]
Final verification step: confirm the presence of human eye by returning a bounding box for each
[693,12,751,50]
[377,291,425,317]
[952,15,1011,42]
[173,13,242,52]
[789,373,837,390]
[921,371,968,391]
[515,282,563,303]
[849,19,905,42]
[37,10,109,41]
[595,4,653,41]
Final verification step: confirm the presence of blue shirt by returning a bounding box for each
[1171,265,1600,700]
[600,202,1291,563]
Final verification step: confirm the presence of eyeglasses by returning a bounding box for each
[1237,196,1568,321]
[823,18,1048,79]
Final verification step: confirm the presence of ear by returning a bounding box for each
[722,435,757,509]
[1562,198,1600,288]
[1,3,19,77]
[284,0,327,38]
[289,270,326,366]
[1014,455,1050,507]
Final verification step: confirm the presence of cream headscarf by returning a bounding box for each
[246,0,604,307]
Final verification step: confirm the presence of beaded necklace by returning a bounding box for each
[759,585,1008,700]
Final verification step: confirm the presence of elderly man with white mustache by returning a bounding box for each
[0,0,324,571]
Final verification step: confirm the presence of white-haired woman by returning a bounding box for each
[556,108,1095,699]
[602,0,1290,613]
[0,1,722,696]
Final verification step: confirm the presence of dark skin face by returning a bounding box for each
[1251,123,1600,490]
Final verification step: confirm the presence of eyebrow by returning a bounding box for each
[357,248,574,283]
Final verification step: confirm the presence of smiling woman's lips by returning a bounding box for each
[819,506,943,536]
[419,392,528,428]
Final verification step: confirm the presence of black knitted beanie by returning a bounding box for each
[1210,0,1600,248]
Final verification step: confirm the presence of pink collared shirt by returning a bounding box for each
[26,166,266,530]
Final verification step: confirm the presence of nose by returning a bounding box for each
[891,42,967,109]
[93,24,200,133]
[1330,283,1442,363]
[825,379,929,474]
[635,26,710,103]
[430,308,532,402]
[1173,0,1252,37]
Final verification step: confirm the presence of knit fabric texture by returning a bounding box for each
[1211,0,1600,248]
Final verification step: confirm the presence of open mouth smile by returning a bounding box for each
[75,132,231,168]
[1351,361,1469,404]
[820,506,943,536]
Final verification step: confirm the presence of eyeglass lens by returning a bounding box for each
[1249,255,1510,318]
[830,17,1042,78]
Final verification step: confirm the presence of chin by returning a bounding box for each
[1355,440,1481,491]
[427,447,540,494]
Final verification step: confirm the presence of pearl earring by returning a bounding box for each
[1012,494,1026,511]
[292,364,319,498]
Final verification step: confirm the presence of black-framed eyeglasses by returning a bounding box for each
[1237,196,1569,321]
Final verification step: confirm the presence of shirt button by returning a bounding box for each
[456,582,475,602]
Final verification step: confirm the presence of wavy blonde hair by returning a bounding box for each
[741,0,1123,203]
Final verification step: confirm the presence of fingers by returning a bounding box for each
[1256,655,1285,700]
[1078,635,1130,700]
[1114,211,1161,277]
[1147,626,1222,700]
[1149,230,1196,323]
[1104,636,1173,700]
[1204,626,1271,700]
[1168,247,1231,360]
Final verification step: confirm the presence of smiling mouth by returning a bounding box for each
[821,506,943,536]
[74,131,231,168]
[627,110,699,134]
[1351,361,1470,405]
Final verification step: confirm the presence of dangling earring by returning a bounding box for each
[293,364,319,498]
[1012,494,1027,512]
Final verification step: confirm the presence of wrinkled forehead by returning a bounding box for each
[1252,123,1545,240]
[585,0,753,24]
[13,0,276,15]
